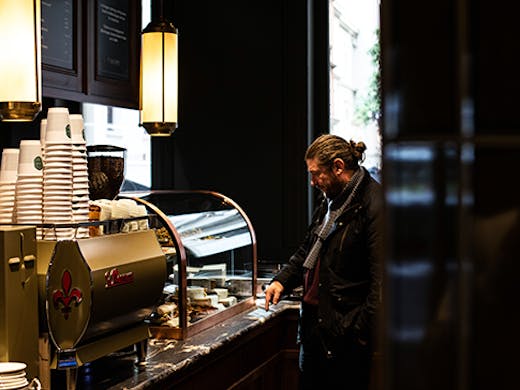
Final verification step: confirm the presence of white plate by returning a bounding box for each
[0,372,25,380]
[0,363,26,375]
[0,377,27,385]
[0,380,29,389]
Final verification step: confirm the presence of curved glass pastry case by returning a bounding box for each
[120,190,258,339]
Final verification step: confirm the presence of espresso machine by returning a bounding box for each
[1,144,168,389]
[37,229,167,390]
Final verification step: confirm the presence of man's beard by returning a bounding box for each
[323,177,345,199]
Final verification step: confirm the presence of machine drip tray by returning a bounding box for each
[51,351,145,390]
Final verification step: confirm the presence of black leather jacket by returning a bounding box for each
[273,167,383,351]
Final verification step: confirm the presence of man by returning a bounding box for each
[264,134,383,389]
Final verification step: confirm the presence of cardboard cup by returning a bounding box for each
[70,114,86,144]
[0,149,19,182]
[18,140,43,176]
[45,107,72,144]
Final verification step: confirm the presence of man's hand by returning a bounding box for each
[264,281,284,311]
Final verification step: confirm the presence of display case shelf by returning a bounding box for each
[120,190,258,340]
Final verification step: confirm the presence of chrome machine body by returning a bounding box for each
[37,229,166,389]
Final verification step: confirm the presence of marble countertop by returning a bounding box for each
[67,299,300,389]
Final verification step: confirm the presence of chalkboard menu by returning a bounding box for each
[96,0,130,80]
[41,0,140,108]
[41,0,74,70]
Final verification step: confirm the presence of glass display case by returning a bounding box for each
[120,190,258,339]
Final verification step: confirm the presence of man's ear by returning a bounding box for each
[332,158,345,174]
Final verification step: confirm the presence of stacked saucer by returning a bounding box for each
[42,107,73,240]
[15,140,44,239]
[70,114,89,238]
[0,362,28,389]
[0,148,19,224]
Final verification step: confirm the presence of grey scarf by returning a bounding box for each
[302,167,365,269]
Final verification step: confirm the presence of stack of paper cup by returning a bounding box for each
[15,140,44,238]
[70,114,89,238]
[42,107,74,240]
[0,148,19,223]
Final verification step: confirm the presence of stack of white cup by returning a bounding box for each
[42,107,74,240]
[0,149,19,223]
[14,140,44,238]
[70,114,90,238]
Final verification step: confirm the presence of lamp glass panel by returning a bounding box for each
[141,31,178,124]
[162,33,178,123]
[0,0,40,102]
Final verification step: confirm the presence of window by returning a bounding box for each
[329,0,381,176]
[82,1,152,190]
[82,102,151,189]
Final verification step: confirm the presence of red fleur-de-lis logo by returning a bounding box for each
[52,270,83,320]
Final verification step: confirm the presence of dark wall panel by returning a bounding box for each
[152,0,311,263]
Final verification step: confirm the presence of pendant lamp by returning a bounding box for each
[139,0,178,136]
[0,0,42,121]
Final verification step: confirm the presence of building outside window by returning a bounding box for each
[329,0,381,176]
